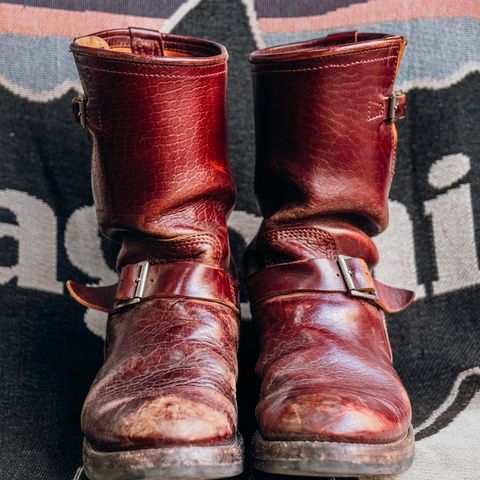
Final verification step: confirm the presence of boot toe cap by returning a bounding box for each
[258,388,411,444]
[82,387,236,451]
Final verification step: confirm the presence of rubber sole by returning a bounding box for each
[252,426,415,477]
[83,434,244,480]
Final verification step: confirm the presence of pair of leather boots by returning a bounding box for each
[68,28,415,479]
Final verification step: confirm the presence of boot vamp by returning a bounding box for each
[81,297,239,451]
[255,293,411,444]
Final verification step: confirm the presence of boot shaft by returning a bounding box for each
[71,28,235,266]
[250,32,406,237]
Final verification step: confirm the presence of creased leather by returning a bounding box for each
[246,32,413,445]
[83,298,239,451]
[69,28,240,451]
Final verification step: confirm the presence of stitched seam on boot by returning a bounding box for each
[252,44,399,72]
[74,51,226,69]
[76,64,226,79]
[253,45,399,75]
[367,100,384,121]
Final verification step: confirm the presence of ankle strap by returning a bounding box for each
[67,261,239,314]
[247,256,414,313]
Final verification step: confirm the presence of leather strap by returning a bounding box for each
[67,261,239,314]
[247,256,414,313]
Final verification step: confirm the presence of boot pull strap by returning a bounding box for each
[67,261,239,314]
[128,27,165,57]
[247,256,414,314]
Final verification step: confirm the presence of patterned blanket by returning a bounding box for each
[0,1,479,479]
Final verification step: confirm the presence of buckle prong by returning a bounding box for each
[338,255,378,301]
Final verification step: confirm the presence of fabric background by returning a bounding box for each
[0,1,479,479]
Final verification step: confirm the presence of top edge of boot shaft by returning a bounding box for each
[71,27,228,66]
[249,31,406,65]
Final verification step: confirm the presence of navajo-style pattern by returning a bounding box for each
[0,1,479,479]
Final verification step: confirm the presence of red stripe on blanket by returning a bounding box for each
[0,3,165,37]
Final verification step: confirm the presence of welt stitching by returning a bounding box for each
[77,63,225,78]
[254,54,398,75]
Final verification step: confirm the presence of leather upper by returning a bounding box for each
[71,28,235,268]
[82,297,239,450]
[253,293,411,444]
[250,32,406,236]
[246,32,413,445]
[70,29,239,450]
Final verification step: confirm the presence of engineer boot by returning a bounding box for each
[245,32,415,477]
[68,28,243,480]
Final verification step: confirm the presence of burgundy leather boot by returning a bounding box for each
[245,32,415,476]
[67,28,243,480]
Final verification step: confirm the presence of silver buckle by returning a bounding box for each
[337,255,378,301]
[116,260,150,308]
[72,96,87,127]
[387,91,399,122]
